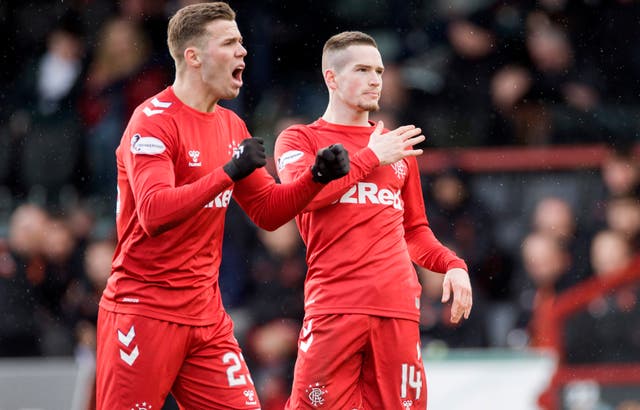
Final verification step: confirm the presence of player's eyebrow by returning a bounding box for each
[354,63,385,72]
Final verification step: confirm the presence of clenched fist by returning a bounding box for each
[311,144,350,183]
[223,137,267,181]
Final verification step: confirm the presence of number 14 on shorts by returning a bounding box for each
[401,363,422,400]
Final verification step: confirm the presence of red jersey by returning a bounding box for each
[275,118,467,322]
[100,87,322,326]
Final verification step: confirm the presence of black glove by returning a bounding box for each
[311,144,350,183]
[223,137,267,181]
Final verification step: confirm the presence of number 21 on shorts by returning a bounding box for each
[223,351,254,387]
[400,363,422,400]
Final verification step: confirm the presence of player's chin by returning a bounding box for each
[222,88,241,100]
[359,102,380,112]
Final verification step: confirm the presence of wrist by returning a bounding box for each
[311,164,327,184]
[223,160,241,181]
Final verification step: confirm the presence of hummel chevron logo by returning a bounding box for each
[120,345,139,366]
[300,334,314,353]
[151,97,171,108]
[300,320,313,351]
[142,98,172,117]
[302,320,313,338]
[143,107,163,117]
[118,326,136,347]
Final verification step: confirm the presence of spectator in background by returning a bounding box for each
[78,17,170,209]
[605,195,640,250]
[590,145,640,232]
[63,238,115,361]
[440,8,504,146]
[418,266,487,349]
[35,216,84,356]
[590,230,633,277]
[244,220,306,410]
[0,204,49,356]
[424,167,512,346]
[490,10,603,145]
[5,14,87,205]
[601,147,640,198]
[516,231,573,348]
[530,196,592,282]
[560,229,639,364]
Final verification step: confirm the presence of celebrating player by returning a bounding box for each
[95,4,349,409]
[275,31,473,409]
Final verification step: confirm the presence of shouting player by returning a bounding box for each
[95,4,349,409]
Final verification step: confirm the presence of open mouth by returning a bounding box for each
[232,66,244,85]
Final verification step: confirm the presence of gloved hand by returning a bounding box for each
[311,144,350,183]
[223,137,267,181]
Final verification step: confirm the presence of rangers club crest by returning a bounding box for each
[228,141,242,158]
[391,160,407,179]
[306,383,328,407]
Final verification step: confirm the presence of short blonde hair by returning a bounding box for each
[322,31,378,71]
[167,2,235,64]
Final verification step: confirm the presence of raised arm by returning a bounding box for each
[275,121,425,211]
[233,141,350,231]
[124,124,240,236]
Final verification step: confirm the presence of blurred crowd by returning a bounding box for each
[1,0,640,409]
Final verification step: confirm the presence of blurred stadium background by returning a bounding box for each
[1,0,639,409]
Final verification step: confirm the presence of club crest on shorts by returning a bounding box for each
[402,399,413,409]
[306,382,328,407]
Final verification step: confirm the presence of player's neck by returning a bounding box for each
[322,104,369,126]
[172,75,220,113]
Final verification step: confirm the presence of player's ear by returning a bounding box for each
[324,68,337,91]
[184,47,201,68]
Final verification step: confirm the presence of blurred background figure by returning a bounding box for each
[243,220,307,410]
[605,195,640,250]
[590,230,633,277]
[78,16,169,212]
[530,196,592,281]
[0,203,49,357]
[589,144,640,234]
[424,167,512,346]
[560,228,639,364]
[4,13,87,208]
[515,231,573,349]
[418,266,487,350]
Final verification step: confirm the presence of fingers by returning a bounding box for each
[441,278,451,303]
[320,147,336,162]
[312,145,351,183]
[450,287,473,323]
[442,273,473,324]
[405,134,426,147]
[450,286,464,323]
[384,124,415,136]
[328,143,345,155]
[373,121,384,136]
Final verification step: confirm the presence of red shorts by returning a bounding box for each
[286,314,426,410]
[96,307,260,410]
